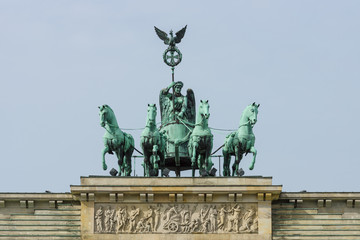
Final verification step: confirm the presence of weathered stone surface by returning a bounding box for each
[273,192,360,240]
[0,194,80,240]
[2,179,360,239]
[71,176,280,240]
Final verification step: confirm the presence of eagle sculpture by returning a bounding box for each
[154,25,187,48]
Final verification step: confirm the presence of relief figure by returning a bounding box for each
[209,205,218,233]
[154,206,161,231]
[199,206,210,233]
[95,206,104,233]
[239,207,257,232]
[163,205,181,232]
[144,206,154,232]
[116,207,127,233]
[218,205,231,231]
[135,218,146,233]
[128,206,140,233]
[104,206,115,232]
[228,204,242,233]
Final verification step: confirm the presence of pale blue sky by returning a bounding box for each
[1,0,359,192]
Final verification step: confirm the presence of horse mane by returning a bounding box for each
[104,104,114,114]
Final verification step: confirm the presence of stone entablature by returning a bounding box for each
[71,176,282,240]
[0,193,73,209]
[1,179,360,239]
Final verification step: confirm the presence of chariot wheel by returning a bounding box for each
[168,222,179,232]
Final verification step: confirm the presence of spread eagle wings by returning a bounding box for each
[154,25,187,45]
[174,25,187,43]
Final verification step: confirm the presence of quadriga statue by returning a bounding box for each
[99,105,134,176]
[222,102,260,176]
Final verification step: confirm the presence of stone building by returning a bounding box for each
[0,176,359,239]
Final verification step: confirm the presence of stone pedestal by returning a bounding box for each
[71,176,282,240]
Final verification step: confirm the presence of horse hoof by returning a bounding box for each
[249,165,254,170]
[103,164,108,171]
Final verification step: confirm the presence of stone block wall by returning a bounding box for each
[1,179,360,240]
[272,192,360,240]
[0,193,81,240]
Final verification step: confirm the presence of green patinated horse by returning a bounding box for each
[99,105,134,176]
[222,102,260,176]
[188,100,213,177]
[140,104,165,177]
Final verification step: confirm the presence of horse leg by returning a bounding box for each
[198,154,203,172]
[191,141,198,167]
[175,168,181,177]
[152,152,159,177]
[191,141,199,177]
[232,146,243,177]
[149,154,156,177]
[206,149,213,172]
[102,146,109,171]
[124,150,133,176]
[159,151,165,177]
[116,150,124,176]
[231,147,238,177]
[206,138,213,172]
[223,152,230,176]
[249,146,257,170]
[143,151,150,177]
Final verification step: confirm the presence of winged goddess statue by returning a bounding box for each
[154,25,187,67]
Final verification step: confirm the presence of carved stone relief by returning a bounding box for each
[94,203,258,234]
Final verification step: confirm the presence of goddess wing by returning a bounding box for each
[159,89,170,125]
[175,25,187,44]
[154,26,170,45]
[186,88,196,124]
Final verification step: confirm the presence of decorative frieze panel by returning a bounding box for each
[94,203,258,234]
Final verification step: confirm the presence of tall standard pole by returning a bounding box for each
[171,67,176,122]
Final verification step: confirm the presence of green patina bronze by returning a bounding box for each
[140,104,166,177]
[222,103,260,176]
[154,25,187,67]
[188,100,214,177]
[159,81,195,125]
[159,81,196,177]
[98,26,262,177]
[99,105,134,176]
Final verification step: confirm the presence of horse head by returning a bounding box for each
[243,102,260,126]
[146,104,157,125]
[99,104,115,128]
[199,100,210,121]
